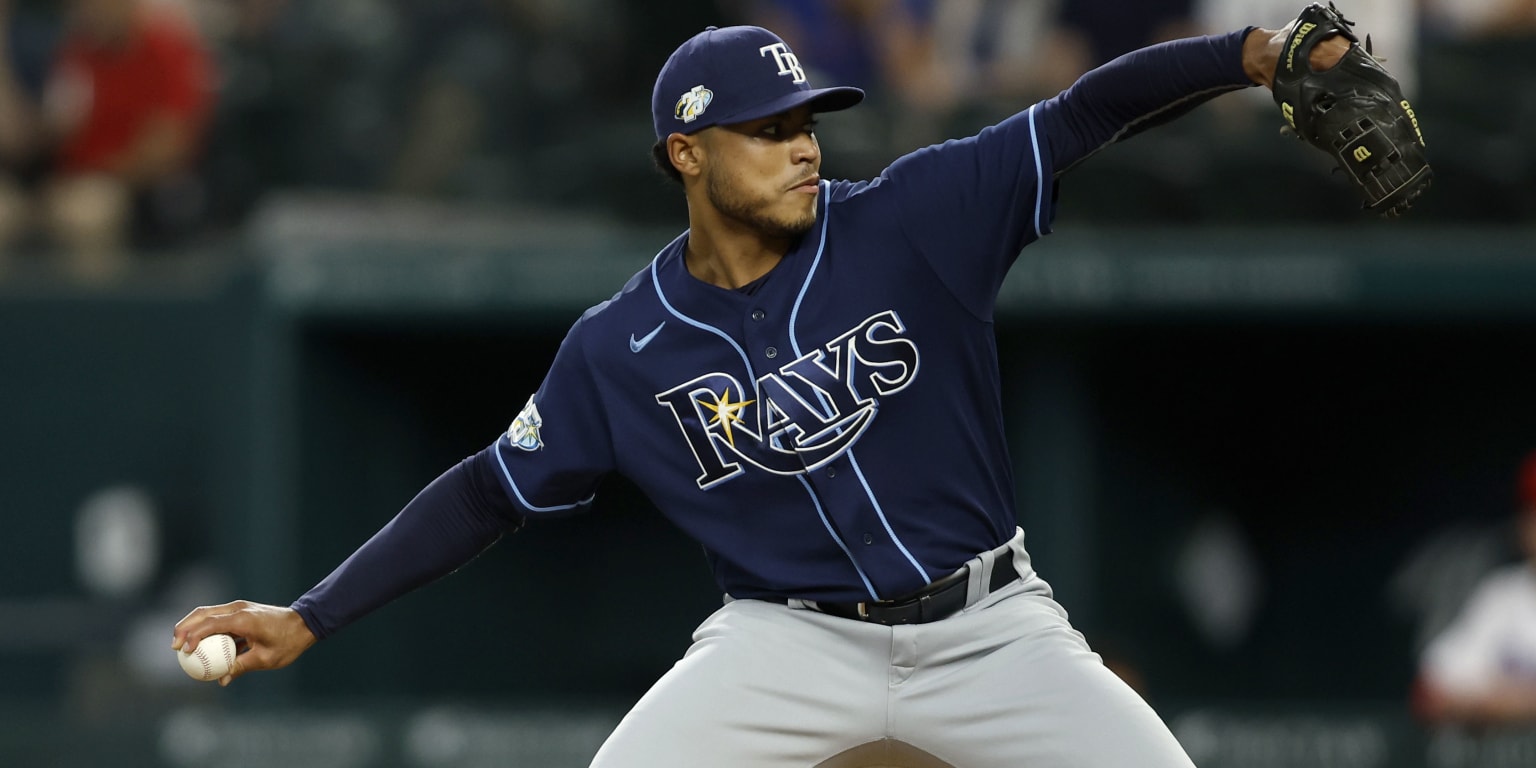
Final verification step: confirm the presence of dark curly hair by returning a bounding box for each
[651,138,683,185]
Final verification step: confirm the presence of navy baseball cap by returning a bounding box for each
[652,26,865,141]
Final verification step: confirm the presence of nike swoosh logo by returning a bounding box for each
[629,322,665,353]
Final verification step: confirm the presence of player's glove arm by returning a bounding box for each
[291,446,525,639]
[1042,29,1258,176]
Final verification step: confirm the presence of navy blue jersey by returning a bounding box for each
[292,30,1255,637]
[494,104,1059,603]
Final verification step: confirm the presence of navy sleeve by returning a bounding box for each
[877,107,1056,322]
[488,314,614,516]
[1038,29,1258,175]
[877,28,1258,319]
[290,446,524,639]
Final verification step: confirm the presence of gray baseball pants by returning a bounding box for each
[589,528,1196,767]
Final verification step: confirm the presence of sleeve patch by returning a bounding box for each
[506,396,545,451]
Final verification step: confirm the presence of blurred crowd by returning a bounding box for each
[0,0,1534,280]
[1414,451,1536,729]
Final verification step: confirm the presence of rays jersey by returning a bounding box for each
[492,105,1059,604]
[278,28,1260,768]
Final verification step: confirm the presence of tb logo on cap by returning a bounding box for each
[759,43,806,84]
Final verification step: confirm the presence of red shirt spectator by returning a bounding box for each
[49,5,212,178]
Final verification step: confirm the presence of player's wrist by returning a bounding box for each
[283,606,320,650]
[1242,26,1285,89]
[1244,22,1352,90]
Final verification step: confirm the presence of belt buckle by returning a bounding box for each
[857,601,870,620]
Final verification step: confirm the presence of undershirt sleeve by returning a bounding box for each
[290,444,524,640]
[1038,29,1259,176]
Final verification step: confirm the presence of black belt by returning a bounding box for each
[814,549,1019,626]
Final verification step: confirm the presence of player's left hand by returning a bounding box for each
[1266,2,1432,217]
[1245,22,1349,89]
[172,600,317,686]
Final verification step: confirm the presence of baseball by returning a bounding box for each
[177,634,238,681]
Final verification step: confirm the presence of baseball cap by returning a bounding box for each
[652,26,865,141]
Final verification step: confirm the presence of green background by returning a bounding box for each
[3,224,1536,766]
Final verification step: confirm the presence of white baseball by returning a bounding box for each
[177,633,238,681]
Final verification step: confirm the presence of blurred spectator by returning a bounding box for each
[385,0,519,199]
[1196,0,1417,92]
[734,0,958,151]
[192,0,412,221]
[0,0,214,280]
[1057,0,1198,68]
[923,0,1084,115]
[0,0,58,274]
[1415,451,1536,727]
[1421,0,1536,40]
[737,0,946,100]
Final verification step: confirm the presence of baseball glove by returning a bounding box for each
[1273,3,1431,217]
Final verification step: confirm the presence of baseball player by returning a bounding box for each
[1415,450,1536,726]
[174,9,1410,767]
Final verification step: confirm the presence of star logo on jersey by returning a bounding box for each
[700,388,754,447]
[656,310,920,489]
[675,85,713,124]
[506,396,544,451]
[630,322,665,353]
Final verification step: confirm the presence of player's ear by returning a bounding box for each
[668,133,704,179]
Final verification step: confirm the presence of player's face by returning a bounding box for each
[700,106,822,238]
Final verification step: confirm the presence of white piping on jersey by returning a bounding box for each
[652,221,878,598]
[784,181,827,344]
[1027,104,1045,239]
[650,237,759,382]
[844,453,930,583]
[789,180,932,590]
[798,473,880,600]
[494,436,597,513]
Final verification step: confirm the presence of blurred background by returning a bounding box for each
[2,0,1536,766]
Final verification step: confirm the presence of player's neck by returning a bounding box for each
[683,221,791,291]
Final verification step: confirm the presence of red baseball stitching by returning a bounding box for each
[217,637,235,676]
[193,637,233,680]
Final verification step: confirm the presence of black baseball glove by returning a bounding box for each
[1273,3,1431,217]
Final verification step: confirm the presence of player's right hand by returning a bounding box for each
[172,600,318,686]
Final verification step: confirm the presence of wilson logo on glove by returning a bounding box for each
[1273,2,1432,218]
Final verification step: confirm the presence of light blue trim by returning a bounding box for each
[799,475,880,601]
[650,241,756,380]
[787,184,931,587]
[494,438,596,513]
[787,180,834,348]
[1027,104,1045,239]
[847,452,930,582]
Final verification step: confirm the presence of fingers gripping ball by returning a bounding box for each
[1273,2,1431,217]
[177,634,238,681]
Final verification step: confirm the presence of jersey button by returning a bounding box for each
[751,309,766,321]
[863,533,874,545]
[826,466,837,478]
[765,346,778,359]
